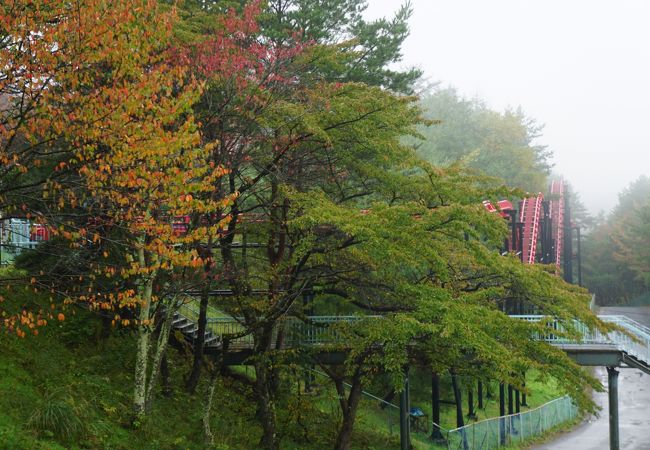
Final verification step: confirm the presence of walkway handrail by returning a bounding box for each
[177,301,382,348]
[510,314,650,367]
[176,302,650,367]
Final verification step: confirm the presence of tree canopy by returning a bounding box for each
[583,176,650,304]
[0,1,604,449]
[414,87,552,192]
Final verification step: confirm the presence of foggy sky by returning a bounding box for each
[365,0,650,215]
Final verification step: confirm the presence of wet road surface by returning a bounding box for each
[534,306,650,450]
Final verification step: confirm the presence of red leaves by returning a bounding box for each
[176,0,309,94]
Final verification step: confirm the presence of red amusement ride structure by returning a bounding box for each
[483,179,575,281]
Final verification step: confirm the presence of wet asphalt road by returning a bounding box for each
[534,306,650,450]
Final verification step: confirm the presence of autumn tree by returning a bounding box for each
[2,0,235,421]
[1,2,612,449]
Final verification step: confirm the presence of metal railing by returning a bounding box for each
[446,396,577,450]
[1,219,42,263]
[305,367,579,450]
[175,304,650,365]
[176,301,380,350]
[511,314,650,366]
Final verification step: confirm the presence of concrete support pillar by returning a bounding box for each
[607,367,619,450]
[399,367,410,450]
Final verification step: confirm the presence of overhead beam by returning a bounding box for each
[557,345,623,366]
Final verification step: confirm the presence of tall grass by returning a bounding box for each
[28,398,84,441]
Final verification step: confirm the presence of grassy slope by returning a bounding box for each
[0,283,567,450]
[0,306,405,449]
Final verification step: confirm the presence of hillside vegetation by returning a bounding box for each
[0,304,565,449]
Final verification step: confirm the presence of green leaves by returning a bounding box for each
[414,88,551,192]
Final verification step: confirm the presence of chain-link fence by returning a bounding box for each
[446,396,578,450]
[305,369,577,450]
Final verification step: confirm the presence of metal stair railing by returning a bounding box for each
[175,302,381,350]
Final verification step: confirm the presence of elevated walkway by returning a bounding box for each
[169,307,648,449]
[511,314,650,375]
[171,305,650,374]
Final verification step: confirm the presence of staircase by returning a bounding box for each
[170,311,221,348]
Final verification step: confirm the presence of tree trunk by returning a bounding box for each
[185,287,209,393]
[145,305,174,407]
[99,315,112,340]
[450,370,468,450]
[160,353,171,397]
[380,389,396,409]
[133,246,155,423]
[202,367,220,445]
[450,371,464,428]
[333,377,363,450]
[202,340,229,444]
[431,372,444,440]
[255,326,279,450]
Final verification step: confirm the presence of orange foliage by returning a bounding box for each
[1,0,235,332]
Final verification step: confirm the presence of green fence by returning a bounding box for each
[446,396,578,450]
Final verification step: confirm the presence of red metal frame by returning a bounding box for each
[519,193,543,265]
[549,180,565,272]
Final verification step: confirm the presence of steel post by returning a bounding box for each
[399,367,410,450]
[431,372,444,440]
[508,384,514,415]
[576,227,582,286]
[499,383,506,445]
[515,389,521,413]
[607,367,619,450]
[563,201,573,283]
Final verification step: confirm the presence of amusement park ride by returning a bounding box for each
[483,179,580,285]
